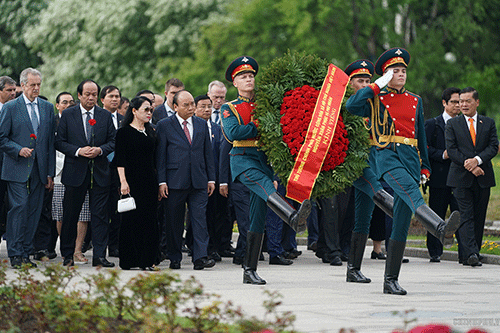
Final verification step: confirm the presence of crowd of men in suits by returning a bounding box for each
[0,65,496,272]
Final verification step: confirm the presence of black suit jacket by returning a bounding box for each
[55,104,116,187]
[445,114,498,188]
[152,104,169,125]
[425,114,451,188]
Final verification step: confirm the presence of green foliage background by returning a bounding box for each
[2,0,500,124]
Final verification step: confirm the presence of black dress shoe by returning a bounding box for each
[81,241,92,253]
[429,255,441,263]
[232,256,243,265]
[108,249,119,257]
[269,255,293,265]
[330,256,342,266]
[22,257,38,268]
[464,254,482,267]
[478,254,485,262]
[402,258,409,263]
[92,257,115,267]
[340,253,349,262]
[307,241,318,252]
[10,256,23,269]
[209,251,222,262]
[219,249,234,258]
[371,251,386,259]
[289,249,302,257]
[193,257,216,270]
[63,257,74,267]
[34,249,52,261]
[243,269,266,285]
[383,278,407,295]
[169,261,181,269]
[47,251,57,260]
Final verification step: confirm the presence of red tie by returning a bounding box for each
[183,120,191,144]
[468,118,476,146]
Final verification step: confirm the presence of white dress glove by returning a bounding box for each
[375,69,394,89]
[420,174,428,185]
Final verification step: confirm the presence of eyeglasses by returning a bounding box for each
[141,107,153,113]
[448,100,459,105]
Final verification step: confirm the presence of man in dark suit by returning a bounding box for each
[424,87,461,263]
[100,85,123,257]
[0,68,56,268]
[219,138,251,265]
[446,87,498,267]
[193,94,226,261]
[157,90,216,270]
[152,78,184,124]
[55,79,116,267]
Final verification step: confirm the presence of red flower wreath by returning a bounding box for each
[280,85,349,172]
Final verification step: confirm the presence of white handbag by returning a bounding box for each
[117,194,136,213]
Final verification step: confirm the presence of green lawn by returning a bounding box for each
[487,155,500,221]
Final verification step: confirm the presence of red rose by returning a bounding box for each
[30,134,37,139]
[89,119,97,126]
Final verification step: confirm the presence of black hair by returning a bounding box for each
[56,91,73,104]
[194,94,211,106]
[77,79,101,96]
[135,89,154,97]
[460,87,479,100]
[441,87,461,103]
[119,96,129,107]
[100,85,121,100]
[172,90,187,107]
[123,96,155,137]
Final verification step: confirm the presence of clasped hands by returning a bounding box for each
[78,146,102,159]
[464,158,484,177]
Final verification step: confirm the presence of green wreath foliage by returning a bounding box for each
[255,51,370,199]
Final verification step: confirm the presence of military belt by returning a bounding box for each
[370,135,418,147]
[233,139,259,147]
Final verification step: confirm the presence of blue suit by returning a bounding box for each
[55,104,116,259]
[219,138,250,259]
[0,95,55,258]
[152,103,174,125]
[156,115,215,262]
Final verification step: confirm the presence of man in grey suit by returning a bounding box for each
[0,68,56,268]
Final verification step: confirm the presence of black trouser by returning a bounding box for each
[33,187,54,251]
[427,186,458,257]
[60,170,110,259]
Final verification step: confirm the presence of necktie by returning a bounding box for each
[85,111,92,143]
[29,102,39,136]
[213,110,220,124]
[183,120,191,144]
[469,118,476,146]
[112,113,118,129]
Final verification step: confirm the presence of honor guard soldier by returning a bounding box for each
[221,56,311,285]
[344,59,394,284]
[346,48,460,295]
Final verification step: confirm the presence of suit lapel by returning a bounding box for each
[18,97,35,134]
[437,115,445,133]
[171,117,191,145]
[459,115,475,148]
[475,115,484,147]
[73,106,87,143]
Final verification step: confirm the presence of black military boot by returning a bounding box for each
[267,192,311,233]
[415,205,460,247]
[372,189,394,217]
[346,232,371,283]
[243,231,266,285]
[383,239,407,295]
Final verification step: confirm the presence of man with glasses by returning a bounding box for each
[445,87,498,267]
[424,87,461,263]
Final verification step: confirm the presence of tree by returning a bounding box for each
[0,0,47,81]
[24,0,224,100]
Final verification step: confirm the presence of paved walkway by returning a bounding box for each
[1,241,499,333]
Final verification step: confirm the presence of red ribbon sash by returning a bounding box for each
[286,64,349,202]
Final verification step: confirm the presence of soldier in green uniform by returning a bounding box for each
[346,48,461,295]
[221,56,311,285]
[344,59,394,284]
